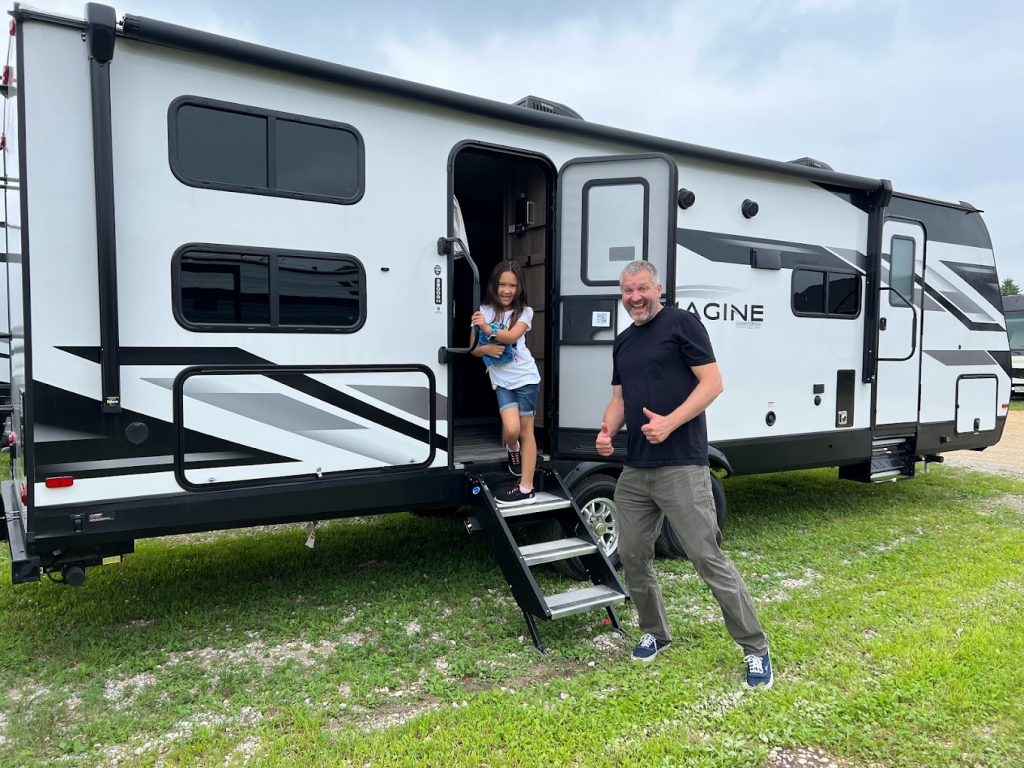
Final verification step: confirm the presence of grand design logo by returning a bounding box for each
[680,300,765,325]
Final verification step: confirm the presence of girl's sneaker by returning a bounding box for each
[495,484,534,506]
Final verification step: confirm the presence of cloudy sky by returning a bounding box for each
[11,0,1024,284]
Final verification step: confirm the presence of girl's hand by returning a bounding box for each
[471,312,490,332]
[481,343,506,358]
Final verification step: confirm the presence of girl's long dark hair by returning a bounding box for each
[484,260,529,329]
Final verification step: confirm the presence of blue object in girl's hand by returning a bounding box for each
[478,328,514,366]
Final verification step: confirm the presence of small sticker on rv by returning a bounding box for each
[592,311,611,328]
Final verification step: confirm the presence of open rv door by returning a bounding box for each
[551,153,677,458]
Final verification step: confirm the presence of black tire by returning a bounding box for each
[654,471,727,560]
[545,473,622,581]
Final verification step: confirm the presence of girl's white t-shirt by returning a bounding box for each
[480,305,541,391]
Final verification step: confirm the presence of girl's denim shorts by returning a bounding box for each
[495,383,539,417]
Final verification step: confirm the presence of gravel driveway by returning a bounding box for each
[941,408,1024,479]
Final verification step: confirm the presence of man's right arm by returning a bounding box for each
[596,385,625,456]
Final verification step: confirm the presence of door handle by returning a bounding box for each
[879,317,887,331]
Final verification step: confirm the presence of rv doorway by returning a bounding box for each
[450,145,554,465]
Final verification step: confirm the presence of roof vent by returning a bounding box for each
[788,156,834,171]
[514,95,583,120]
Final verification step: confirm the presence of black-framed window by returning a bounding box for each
[581,178,649,285]
[169,96,364,204]
[174,245,365,332]
[889,236,915,307]
[792,268,861,318]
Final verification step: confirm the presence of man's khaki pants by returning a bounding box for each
[614,464,768,655]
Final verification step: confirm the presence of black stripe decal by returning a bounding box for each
[942,260,1003,313]
[677,229,866,272]
[34,382,293,476]
[922,285,1004,333]
[56,346,450,451]
[888,197,992,249]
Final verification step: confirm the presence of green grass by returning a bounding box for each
[1010,398,1023,412]
[2,465,1023,767]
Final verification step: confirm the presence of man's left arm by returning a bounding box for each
[640,362,723,445]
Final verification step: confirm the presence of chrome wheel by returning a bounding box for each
[581,494,619,557]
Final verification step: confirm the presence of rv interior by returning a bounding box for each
[450,146,554,464]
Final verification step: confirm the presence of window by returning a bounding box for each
[169,97,364,204]
[792,268,861,318]
[889,236,915,307]
[174,245,365,332]
[1007,313,1024,350]
[582,179,649,284]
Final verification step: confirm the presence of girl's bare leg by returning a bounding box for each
[500,407,521,452]
[519,414,537,490]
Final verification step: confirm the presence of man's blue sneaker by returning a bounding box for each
[745,651,774,689]
[631,633,670,662]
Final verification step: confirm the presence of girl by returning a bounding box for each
[471,260,541,505]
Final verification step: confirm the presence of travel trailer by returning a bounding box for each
[1005,294,1024,396]
[1,3,1012,648]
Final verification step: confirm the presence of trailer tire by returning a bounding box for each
[654,472,727,560]
[545,474,621,581]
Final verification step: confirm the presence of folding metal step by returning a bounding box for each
[467,467,629,651]
[841,434,918,483]
[496,491,572,517]
[545,584,626,619]
[518,536,597,566]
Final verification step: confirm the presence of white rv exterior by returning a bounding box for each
[1,3,1012,583]
[1005,295,1024,396]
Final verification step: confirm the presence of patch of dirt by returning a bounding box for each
[162,637,337,675]
[766,746,852,767]
[942,409,1024,479]
[104,672,158,708]
[101,707,263,767]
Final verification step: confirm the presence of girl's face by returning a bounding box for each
[496,271,519,308]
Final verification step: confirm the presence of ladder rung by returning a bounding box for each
[519,537,597,566]
[870,469,904,481]
[545,584,625,619]
[497,491,572,518]
[872,437,908,447]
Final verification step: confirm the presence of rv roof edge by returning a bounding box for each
[103,11,886,193]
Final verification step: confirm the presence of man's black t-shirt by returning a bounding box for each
[611,307,716,467]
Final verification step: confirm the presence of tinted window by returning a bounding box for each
[793,269,825,314]
[176,106,267,188]
[171,98,364,204]
[889,237,915,307]
[584,181,647,284]
[1007,314,1024,350]
[828,272,860,315]
[275,120,361,199]
[176,247,363,332]
[278,256,362,327]
[180,253,270,325]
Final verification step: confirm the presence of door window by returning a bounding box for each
[582,179,649,284]
[889,236,915,307]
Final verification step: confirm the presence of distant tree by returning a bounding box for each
[1002,277,1021,296]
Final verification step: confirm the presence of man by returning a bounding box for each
[596,260,772,689]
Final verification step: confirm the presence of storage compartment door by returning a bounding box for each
[175,365,438,488]
[955,375,997,434]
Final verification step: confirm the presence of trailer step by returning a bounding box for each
[839,434,919,483]
[468,468,628,651]
[545,584,626,619]
[497,491,571,517]
[518,536,597,566]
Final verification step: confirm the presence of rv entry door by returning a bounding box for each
[551,153,677,458]
[875,220,925,428]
